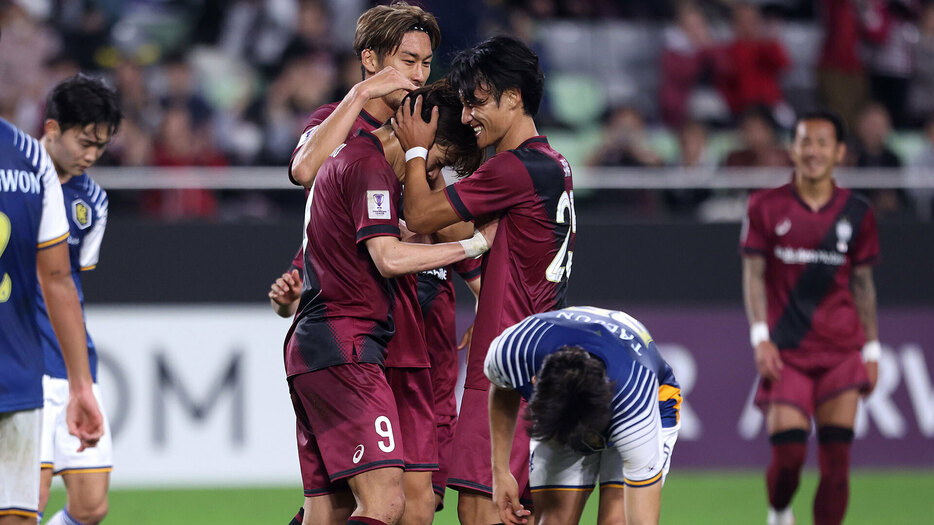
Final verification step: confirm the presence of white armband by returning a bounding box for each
[459,230,489,259]
[862,340,881,362]
[750,322,770,348]
[405,147,428,162]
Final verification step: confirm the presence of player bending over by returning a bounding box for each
[485,307,681,525]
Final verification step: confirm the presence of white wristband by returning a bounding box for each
[405,147,428,162]
[750,322,769,348]
[862,340,881,362]
[459,230,489,258]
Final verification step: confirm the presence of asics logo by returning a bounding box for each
[353,444,365,464]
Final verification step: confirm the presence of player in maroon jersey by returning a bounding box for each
[286,83,488,525]
[268,1,440,320]
[741,110,880,525]
[392,36,575,524]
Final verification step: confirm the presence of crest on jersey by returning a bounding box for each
[836,217,852,253]
[367,190,391,219]
[72,199,91,230]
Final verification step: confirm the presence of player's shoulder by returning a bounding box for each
[0,118,45,170]
[748,182,792,210]
[67,173,108,205]
[307,101,341,124]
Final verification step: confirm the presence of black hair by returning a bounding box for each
[793,109,846,143]
[448,35,544,117]
[525,346,613,454]
[45,74,122,138]
[402,80,482,176]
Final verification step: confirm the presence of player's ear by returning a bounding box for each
[504,88,521,111]
[360,49,380,76]
[834,142,847,164]
[43,119,62,140]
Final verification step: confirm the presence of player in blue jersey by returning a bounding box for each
[0,114,103,525]
[32,75,121,525]
[484,307,682,525]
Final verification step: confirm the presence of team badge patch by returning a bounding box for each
[836,217,852,253]
[367,190,391,219]
[72,199,91,230]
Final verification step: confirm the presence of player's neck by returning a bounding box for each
[39,135,72,184]
[495,115,539,153]
[373,127,405,180]
[794,173,835,210]
[363,97,395,124]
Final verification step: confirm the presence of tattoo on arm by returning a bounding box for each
[851,265,879,341]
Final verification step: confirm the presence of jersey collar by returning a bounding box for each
[788,171,840,213]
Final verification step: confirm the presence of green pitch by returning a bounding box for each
[44,469,934,524]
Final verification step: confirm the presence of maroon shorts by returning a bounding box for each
[385,367,438,471]
[447,386,533,505]
[290,363,404,497]
[755,349,870,419]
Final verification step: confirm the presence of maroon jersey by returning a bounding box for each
[444,137,575,389]
[384,272,429,368]
[288,102,382,272]
[285,131,400,377]
[741,178,879,354]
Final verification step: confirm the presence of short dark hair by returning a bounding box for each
[525,346,613,454]
[793,109,846,143]
[45,74,122,137]
[448,35,544,117]
[353,1,440,60]
[402,80,482,176]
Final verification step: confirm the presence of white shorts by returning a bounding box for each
[529,423,679,492]
[0,408,42,519]
[40,375,113,475]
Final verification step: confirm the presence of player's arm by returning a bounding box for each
[457,273,481,351]
[37,242,103,450]
[364,220,494,278]
[391,97,464,234]
[290,67,416,187]
[268,269,302,318]
[852,264,880,393]
[742,255,782,382]
[489,384,529,525]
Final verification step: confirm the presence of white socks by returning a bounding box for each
[767,506,795,525]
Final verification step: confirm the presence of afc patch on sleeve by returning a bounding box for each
[367,190,391,219]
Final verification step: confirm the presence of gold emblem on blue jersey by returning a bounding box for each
[72,199,91,229]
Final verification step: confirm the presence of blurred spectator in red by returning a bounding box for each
[909,3,934,125]
[865,0,919,128]
[724,105,792,167]
[713,2,790,119]
[659,2,724,128]
[142,105,228,220]
[816,0,889,129]
[587,105,664,167]
[663,120,714,216]
[850,102,908,218]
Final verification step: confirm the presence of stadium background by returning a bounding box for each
[3,0,932,523]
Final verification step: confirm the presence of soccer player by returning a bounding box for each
[0,115,103,525]
[33,75,121,525]
[285,84,489,525]
[392,35,575,523]
[484,306,681,525]
[741,110,880,525]
[269,0,440,318]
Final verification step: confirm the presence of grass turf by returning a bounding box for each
[43,469,933,524]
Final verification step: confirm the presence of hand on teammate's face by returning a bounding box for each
[391,95,438,152]
[360,66,417,100]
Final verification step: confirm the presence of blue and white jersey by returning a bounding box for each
[0,118,69,413]
[36,173,107,381]
[484,306,682,448]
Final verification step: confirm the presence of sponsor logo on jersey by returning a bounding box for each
[367,190,391,219]
[418,267,447,281]
[775,218,791,236]
[72,199,91,230]
[352,444,365,464]
[774,245,846,266]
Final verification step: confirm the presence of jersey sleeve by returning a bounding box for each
[444,153,531,221]
[345,156,401,244]
[740,191,769,256]
[453,255,482,282]
[851,204,880,266]
[79,189,107,270]
[288,104,336,185]
[288,245,304,272]
[36,144,69,249]
[483,317,543,390]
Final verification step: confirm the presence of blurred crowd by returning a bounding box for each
[1,0,932,221]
